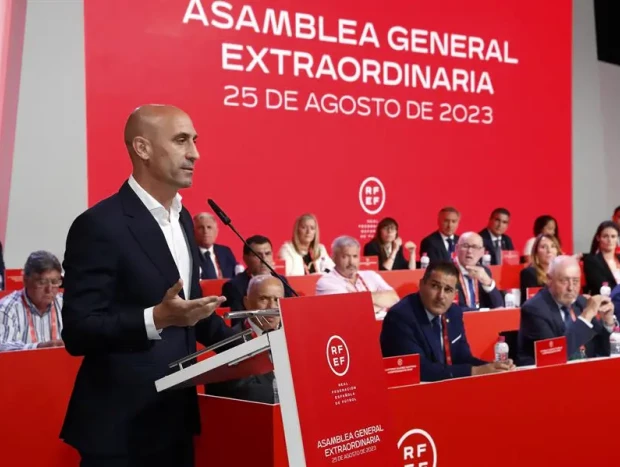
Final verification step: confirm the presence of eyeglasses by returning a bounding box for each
[459,244,483,251]
[556,277,580,287]
[32,278,62,288]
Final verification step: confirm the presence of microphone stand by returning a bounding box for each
[207,199,299,298]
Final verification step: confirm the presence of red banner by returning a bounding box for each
[83,0,572,256]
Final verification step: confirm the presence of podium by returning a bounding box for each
[155,293,398,466]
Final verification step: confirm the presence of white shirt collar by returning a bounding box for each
[127,175,183,217]
[199,245,215,256]
[488,230,502,242]
[440,233,454,241]
[246,318,264,336]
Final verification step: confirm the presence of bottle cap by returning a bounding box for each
[603,282,609,286]
[498,336,505,342]
[422,252,428,257]
[614,326,620,333]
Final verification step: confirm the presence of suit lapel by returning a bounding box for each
[412,295,443,362]
[433,232,449,261]
[541,289,566,334]
[120,183,183,295]
[596,253,616,286]
[179,208,202,299]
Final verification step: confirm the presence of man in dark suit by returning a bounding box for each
[0,240,4,290]
[60,105,239,467]
[454,232,504,310]
[419,207,460,263]
[381,261,515,381]
[479,208,515,265]
[207,274,282,403]
[518,255,616,366]
[193,212,237,279]
[222,235,294,327]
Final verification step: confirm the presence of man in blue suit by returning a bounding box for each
[60,105,239,467]
[518,255,616,365]
[381,261,515,382]
[193,212,238,279]
[454,232,504,310]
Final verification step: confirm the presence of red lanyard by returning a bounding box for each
[22,293,58,343]
[334,269,370,292]
[457,268,478,308]
[302,248,315,275]
[441,315,452,365]
[243,319,258,340]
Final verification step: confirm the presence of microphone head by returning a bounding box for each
[207,199,231,225]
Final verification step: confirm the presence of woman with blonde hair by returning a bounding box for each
[278,214,334,276]
[519,234,562,304]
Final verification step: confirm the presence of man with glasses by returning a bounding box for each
[380,261,515,381]
[0,250,64,351]
[454,232,503,310]
[517,255,616,365]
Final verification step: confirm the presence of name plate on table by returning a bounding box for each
[535,337,567,367]
[359,256,379,271]
[383,354,420,388]
[501,250,520,266]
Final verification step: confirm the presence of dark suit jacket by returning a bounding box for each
[205,323,276,404]
[59,181,238,457]
[456,265,503,310]
[519,266,543,305]
[212,244,237,279]
[479,229,515,265]
[0,241,4,289]
[583,252,620,295]
[362,241,408,270]
[517,288,611,366]
[222,271,294,327]
[419,232,459,264]
[611,284,620,322]
[380,293,487,381]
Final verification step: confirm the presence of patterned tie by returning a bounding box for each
[466,276,477,308]
[431,316,444,363]
[201,251,218,279]
[495,239,502,265]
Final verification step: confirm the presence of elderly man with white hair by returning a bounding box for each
[315,235,399,318]
[193,212,238,279]
[517,255,617,365]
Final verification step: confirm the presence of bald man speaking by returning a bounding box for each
[60,105,236,466]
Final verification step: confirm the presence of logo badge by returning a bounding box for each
[359,177,386,215]
[398,428,437,467]
[397,358,403,367]
[549,341,554,348]
[326,335,350,377]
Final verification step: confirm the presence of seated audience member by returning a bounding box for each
[279,213,334,276]
[613,206,620,226]
[583,221,620,295]
[523,215,560,257]
[193,212,237,279]
[0,240,4,290]
[380,261,515,382]
[316,236,399,317]
[517,256,616,366]
[206,275,282,404]
[519,234,561,304]
[454,232,503,310]
[419,207,460,263]
[363,217,416,270]
[0,251,64,352]
[222,235,294,326]
[479,208,515,265]
[611,284,620,321]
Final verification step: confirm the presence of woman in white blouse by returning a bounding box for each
[278,213,335,276]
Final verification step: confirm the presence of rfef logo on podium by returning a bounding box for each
[273,292,398,466]
[397,428,437,467]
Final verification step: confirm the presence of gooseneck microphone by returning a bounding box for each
[207,199,299,298]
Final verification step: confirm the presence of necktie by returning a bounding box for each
[431,316,445,363]
[447,237,455,255]
[201,251,218,279]
[560,306,572,329]
[466,276,477,308]
[494,239,502,265]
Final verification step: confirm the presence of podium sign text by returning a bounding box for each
[535,336,567,367]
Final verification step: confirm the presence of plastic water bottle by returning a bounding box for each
[601,281,611,298]
[482,251,491,267]
[318,257,327,273]
[494,336,509,363]
[610,327,620,356]
[504,291,516,308]
[420,253,430,269]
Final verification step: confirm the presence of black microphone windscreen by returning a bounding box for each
[207,199,231,225]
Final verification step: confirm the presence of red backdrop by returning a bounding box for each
[84,0,571,257]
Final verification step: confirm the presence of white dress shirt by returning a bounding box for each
[127,175,192,340]
[440,233,456,253]
[199,245,221,278]
[553,299,616,333]
[456,260,496,293]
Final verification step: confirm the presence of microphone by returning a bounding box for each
[207,199,299,298]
